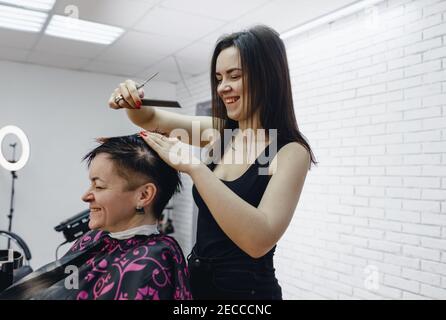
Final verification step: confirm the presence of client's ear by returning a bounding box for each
[138,182,157,208]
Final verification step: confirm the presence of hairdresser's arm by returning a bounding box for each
[128,108,215,148]
[188,142,310,258]
[108,79,214,147]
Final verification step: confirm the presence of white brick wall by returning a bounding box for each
[174,0,446,299]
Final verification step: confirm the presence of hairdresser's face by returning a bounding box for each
[81,153,139,233]
[216,46,246,121]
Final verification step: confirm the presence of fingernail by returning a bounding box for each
[140,131,147,137]
[136,101,141,108]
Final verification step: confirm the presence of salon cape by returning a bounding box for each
[5,225,192,300]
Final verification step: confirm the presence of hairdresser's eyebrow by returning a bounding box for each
[216,68,242,76]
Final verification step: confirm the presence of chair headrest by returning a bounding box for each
[0,231,32,261]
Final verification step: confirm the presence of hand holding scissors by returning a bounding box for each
[109,72,159,110]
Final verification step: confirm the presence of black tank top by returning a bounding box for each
[191,140,289,260]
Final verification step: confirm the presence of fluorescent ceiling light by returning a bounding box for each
[0,4,47,32]
[45,15,124,45]
[0,0,55,11]
[281,0,385,40]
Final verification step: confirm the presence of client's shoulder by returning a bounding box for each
[68,230,105,253]
[138,234,185,258]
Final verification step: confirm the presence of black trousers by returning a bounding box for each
[187,249,282,300]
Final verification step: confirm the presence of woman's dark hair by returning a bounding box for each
[210,25,317,168]
[82,134,182,219]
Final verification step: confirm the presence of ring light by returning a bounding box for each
[0,125,30,171]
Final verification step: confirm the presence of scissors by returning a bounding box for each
[114,72,159,105]
[114,71,181,108]
[136,72,159,90]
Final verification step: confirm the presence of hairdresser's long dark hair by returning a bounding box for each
[210,25,317,168]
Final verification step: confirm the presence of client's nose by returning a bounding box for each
[81,190,93,202]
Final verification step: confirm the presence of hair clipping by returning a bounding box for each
[95,137,109,144]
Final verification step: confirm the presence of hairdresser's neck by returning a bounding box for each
[237,114,268,141]
[239,111,258,129]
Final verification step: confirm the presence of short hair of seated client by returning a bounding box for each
[82,134,182,232]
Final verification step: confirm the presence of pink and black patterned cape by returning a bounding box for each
[37,230,192,300]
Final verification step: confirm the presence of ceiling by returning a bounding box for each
[0,0,355,83]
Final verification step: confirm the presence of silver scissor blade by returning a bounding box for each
[136,72,159,89]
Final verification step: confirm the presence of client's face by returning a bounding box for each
[81,153,139,232]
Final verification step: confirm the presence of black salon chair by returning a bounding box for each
[0,231,33,284]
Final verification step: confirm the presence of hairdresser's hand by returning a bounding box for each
[109,79,144,110]
[139,131,202,174]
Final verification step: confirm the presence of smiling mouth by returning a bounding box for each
[90,208,101,213]
[224,96,240,104]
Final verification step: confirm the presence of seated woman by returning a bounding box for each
[0,134,192,300]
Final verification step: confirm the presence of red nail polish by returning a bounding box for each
[140,131,147,137]
[137,101,141,107]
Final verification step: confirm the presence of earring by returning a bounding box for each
[136,206,145,214]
